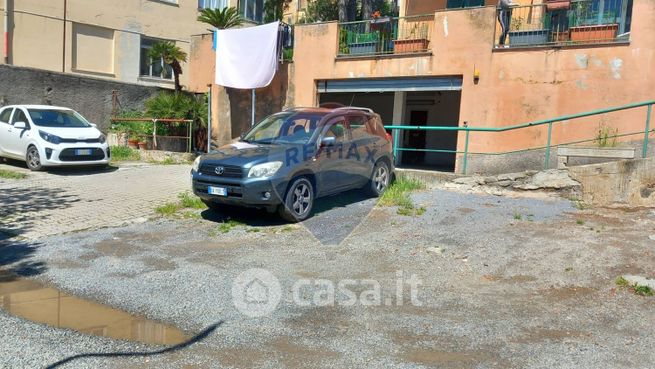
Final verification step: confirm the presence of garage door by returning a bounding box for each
[316,77,463,93]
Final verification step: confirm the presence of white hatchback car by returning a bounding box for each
[0,105,110,171]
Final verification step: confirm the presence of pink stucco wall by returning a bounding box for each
[190,1,655,172]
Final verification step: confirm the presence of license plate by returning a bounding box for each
[208,186,227,196]
[75,149,92,156]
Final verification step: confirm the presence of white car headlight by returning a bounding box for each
[192,156,201,172]
[39,130,61,144]
[248,161,282,178]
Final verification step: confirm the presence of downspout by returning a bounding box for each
[3,0,8,64]
[62,0,66,72]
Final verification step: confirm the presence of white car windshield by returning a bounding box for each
[242,111,327,145]
[28,109,91,128]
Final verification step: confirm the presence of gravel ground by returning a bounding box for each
[1,187,654,369]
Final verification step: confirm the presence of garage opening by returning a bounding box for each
[318,77,462,172]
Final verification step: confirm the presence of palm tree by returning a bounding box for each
[148,41,188,92]
[197,7,244,30]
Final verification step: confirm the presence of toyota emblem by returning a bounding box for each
[215,166,225,175]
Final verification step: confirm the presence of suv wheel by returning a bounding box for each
[26,146,43,171]
[367,161,390,197]
[279,177,314,222]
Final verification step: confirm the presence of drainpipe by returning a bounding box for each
[3,0,8,64]
[62,0,66,72]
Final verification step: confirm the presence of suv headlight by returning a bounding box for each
[248,161,282,178]
[39,130,61,144]
[192,156,201,172]
[98,134,106,144]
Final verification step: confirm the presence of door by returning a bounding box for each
[315,117,354,195]
[402,110,428,166]
[6,108,32,157]
[0,108,14,156]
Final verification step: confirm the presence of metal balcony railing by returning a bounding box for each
[494,0,632,48]
[337,14,434,57]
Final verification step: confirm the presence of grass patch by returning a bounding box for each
[246,227,261,233]
[634,285,654,296]
[513,213,522,221]
[218,219,245,234]
[155,192,207,217]
[178,192,206,209]
[280,225,296,233]
[0,169,27,180]
[565,267,574,272]
[110,146,140,162]
[155,202,180,216]
[576,219,585,225]
[616,276,654,297]
[379,175,426,216]
[615,276,630,288]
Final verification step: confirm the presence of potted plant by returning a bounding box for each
[138,141,148,150]
[392,22,430,53]
[508,15,550,46]
[347,30,380,55]
[127,133,139,149]
[569,8,618,43]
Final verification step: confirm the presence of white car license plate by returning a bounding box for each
[208,186,227,196]
[75,149,92,156]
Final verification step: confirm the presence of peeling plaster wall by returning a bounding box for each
[289,2,655,173]
[188,1,655,173]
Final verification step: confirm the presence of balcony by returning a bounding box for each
[337,14,434,58]
[495,0,632,48]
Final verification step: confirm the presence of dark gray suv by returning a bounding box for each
[191,106,394,222]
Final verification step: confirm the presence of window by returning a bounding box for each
[348,115,369,140]
[27,109,91,128]
[140,37,173,80]
[0,108,13,124]
[323,120,349,143]
[239,0,263,23]
[199,0,228,9]
[11,109,29,126]
[73,23,114,74]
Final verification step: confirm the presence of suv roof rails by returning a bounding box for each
[332,106,374,113]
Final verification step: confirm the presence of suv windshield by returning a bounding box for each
[27,109,91,128]
[242,111,327,145]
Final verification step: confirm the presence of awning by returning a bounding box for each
[317,77,463,93]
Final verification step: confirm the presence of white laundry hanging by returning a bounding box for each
[214,21,280,89]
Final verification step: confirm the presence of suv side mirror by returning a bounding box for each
[14,121,27,130]
[320,136,336,147]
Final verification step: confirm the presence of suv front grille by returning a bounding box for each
[199,163,243,178]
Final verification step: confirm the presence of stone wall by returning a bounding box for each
[0,64,162,132]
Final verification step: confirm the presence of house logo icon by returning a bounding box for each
[232,268,281,317]
[244,278,270,304]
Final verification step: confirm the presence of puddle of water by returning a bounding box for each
[0,272,188,346]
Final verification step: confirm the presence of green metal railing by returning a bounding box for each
[337,14,434,57]
[495,0,631,48]
[385,100,655,174]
